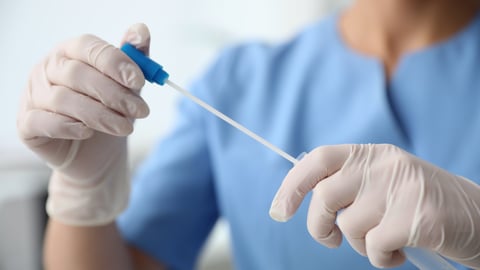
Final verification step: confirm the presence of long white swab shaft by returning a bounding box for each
[165,79,298,164]
[166,81,455,270]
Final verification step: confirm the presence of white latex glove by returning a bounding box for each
[17,24,151,226]
[269,144,480,269]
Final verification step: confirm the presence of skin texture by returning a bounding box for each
[340,0,480,78]
[23,24,165,269]
[44,220,166,270]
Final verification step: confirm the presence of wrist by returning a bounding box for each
[46,168,130,226]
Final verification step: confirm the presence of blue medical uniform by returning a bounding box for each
[118,11,480,270]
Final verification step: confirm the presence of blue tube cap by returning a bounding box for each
[121,43,169,85]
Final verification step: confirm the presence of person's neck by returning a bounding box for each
[340,0,480,78]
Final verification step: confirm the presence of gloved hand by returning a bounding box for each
[269,144,480,269]
[17,23,151,226]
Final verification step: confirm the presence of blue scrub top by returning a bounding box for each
[118,11,480,270]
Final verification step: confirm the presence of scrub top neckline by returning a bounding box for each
[330,10,480,81]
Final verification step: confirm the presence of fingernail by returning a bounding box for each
[126,100,149,118]
[137,103,150,118]
[115,120,133,136]
[125,101,138,117]
[269,197,290,222]
[118,62,144,89]
[125,31,142,46]
[125,23,147,46]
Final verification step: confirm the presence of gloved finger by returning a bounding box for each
[61,34,145,90]
[120,23,151,56]
[46,53,149,118]
[306,172,360,248]
[18,68,93,142]
[19,109,94,142]
[32,84,133,136]
[364,212,409,268]
[362,176,417,268]
[269,144,352,222]
[28,62,134,136]
[365,224,406,268]
[336,197,384,256]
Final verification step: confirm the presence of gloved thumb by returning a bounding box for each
[121,23,151,56]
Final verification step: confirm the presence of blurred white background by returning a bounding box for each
[0,0,349,269]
